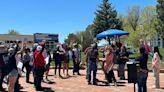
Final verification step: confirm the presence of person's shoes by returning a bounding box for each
[59,75,63,78]
[152,85,160,89]
[114,82,117,86]
[96,78,99,82]
[26,80,30,83]
[86,76,88,79]
[93,82,98,85]
[36,87,44,91]
[27,81,34,84]
[19,85,23,89]
[67,74,70,77]
[78,73,81,75]
[120,77,125,80]
[73,72,75,75]
[88,82,91,85]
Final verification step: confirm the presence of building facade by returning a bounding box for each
[150,34,164,48]
[0,33,59,50]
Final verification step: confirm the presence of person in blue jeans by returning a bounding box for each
[86,43,99,85]
[136,47,148,92]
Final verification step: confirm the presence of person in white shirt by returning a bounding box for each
[152,46,161,88]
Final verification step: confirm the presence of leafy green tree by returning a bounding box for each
[123,6,157,47]
[139,6,156,40]
[64,33,80,47]
[92,0,122,37]
[155,0,164,38]
[82,25,94,50]
[7,29,20,35]
[127,6,140,31]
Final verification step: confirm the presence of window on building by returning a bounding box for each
[6,41,10,43]
[10,41,13,43]
[28,41,33,43]
[51,42,54,44]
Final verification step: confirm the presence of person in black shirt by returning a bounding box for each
[117,46,129,80]
[23,48,32,83]
[0,45,8,91]
[135,47,148,92]
[86,43,99,85]
[53,45,65,77]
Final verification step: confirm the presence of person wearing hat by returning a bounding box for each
[72,43,81,75]
[33,45,46,91]
[135,47,148,92]
[86,43,99,85]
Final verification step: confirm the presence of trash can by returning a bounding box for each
[127,61,140,83]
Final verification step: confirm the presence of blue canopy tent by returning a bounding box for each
[96,29,129,45]
[96,29,129,38]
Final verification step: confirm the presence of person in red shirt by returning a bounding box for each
[33,45,45,91]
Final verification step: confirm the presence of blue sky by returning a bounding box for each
[0,0,157,43]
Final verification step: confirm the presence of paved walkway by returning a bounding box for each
[3,69,164,92]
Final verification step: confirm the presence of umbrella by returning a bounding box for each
[96,29,129,38]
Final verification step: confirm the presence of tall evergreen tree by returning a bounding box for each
[156,0,164,38]
[92,0,122,36]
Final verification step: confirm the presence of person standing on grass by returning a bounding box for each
[63,44,70,77]
[135,47,148,92]
[152,46,161,88]
[86,43,99,85]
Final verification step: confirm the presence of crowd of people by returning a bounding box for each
[0,40,83,91]
[0,39,162,92]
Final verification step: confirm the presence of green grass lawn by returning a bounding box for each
[51,48,164,67]
[50,52,85,67]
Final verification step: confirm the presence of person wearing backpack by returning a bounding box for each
[86,43,99,85]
